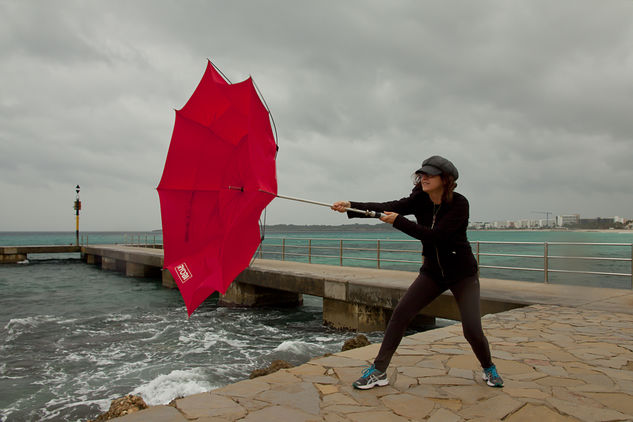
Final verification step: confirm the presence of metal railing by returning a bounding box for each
[122,233,163,249]
[258,238,633,288]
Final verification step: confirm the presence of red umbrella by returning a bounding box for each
[157,60,278,316]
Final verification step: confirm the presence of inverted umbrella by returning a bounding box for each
[157,60,278,316]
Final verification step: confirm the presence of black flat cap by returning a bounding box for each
[415,155,459,180]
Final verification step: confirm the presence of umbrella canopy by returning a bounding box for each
[157,60,277,316]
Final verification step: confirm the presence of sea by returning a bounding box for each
[1,229,632,421]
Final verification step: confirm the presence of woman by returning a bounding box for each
[331,155,503,389]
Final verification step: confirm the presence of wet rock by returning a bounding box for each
[249,359,293,379]
[341,334,370,351]
[89,394,148,421]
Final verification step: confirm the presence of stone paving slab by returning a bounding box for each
[114,304,633,421]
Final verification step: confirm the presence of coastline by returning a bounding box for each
[469,228,632,234]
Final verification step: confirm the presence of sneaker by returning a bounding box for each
[483,364,503,387]
[352,364,389,390]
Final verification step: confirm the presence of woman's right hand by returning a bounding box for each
[331,201,351,213]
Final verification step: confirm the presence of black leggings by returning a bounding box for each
[373,273,493,372]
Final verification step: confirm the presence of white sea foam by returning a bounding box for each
[132,368,214,406]
[4,315,55,329]
[273,340,318,355]
[104,314,133,323]
[3,315,57,341]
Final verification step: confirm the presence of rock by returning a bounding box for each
[341,334,370,352]
[249,360,294,379]
[89,395,148,421]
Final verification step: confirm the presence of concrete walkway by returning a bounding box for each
[113,304,633,421]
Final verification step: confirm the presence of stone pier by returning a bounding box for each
[0,245,80,264]
[79,246,633,332]
[112,304,633,422]
[0,251,27,264]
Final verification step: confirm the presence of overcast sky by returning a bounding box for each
[1,0,632,231]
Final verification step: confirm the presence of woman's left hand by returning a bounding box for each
[380,211,398,225]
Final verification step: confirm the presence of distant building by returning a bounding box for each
[470,214,629,230]
[468,221,485,230]
[556,214,580,227]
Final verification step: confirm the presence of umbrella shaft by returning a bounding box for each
[258,190,384,218]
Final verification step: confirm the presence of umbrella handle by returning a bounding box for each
[256,189,385,218]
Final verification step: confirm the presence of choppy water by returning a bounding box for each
[0,256,385,421]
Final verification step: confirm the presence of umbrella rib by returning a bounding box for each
[258,189,384,218]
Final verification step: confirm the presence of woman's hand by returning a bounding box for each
[331,201,351,213]
[380,211,398,225]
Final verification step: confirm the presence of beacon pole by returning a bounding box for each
[74,185,81,246]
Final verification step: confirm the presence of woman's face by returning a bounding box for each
[420,173,443,195]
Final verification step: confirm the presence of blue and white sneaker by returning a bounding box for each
[352,364,389,390]
[483,364,504,387]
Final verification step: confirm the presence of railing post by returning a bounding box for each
[631,243,633,289]
[308,239,312,264]
[340,239,343,266]
[377,240,381,269]
[544,242,549,283]
[282,238,286,261]
[476,241,480,265]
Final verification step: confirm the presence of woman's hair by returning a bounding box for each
[441,174,457,203]
[412,172,457,203]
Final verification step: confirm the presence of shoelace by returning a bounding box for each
[361,365,376,378]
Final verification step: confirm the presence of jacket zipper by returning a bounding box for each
[431,205,445,278]
[435,247,445,278]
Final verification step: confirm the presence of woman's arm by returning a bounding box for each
[346,186,422,218]
[392,195,469,243]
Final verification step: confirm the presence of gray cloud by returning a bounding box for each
[1,0,632,230]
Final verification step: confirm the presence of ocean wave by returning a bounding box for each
[273,340,321,355]
[132,368,215,405]
[104,314,134,323]
[3,315,59,342]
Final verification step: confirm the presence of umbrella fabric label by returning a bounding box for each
[175,263,193,283]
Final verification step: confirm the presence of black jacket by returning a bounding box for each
[348,185,478,283]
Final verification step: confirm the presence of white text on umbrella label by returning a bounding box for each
[175,263,192,283]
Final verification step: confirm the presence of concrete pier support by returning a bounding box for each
[0,253,27,264]
[102,257,124,272]
[83,253,101,266]
[323,298,435,331]
[219,281,303,308]
[125,262,160,278]
[162,270,177,289]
